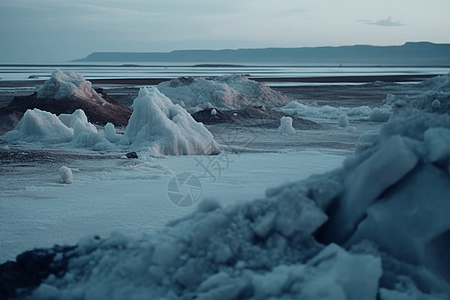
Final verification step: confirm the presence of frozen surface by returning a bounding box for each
[0,150,345,264]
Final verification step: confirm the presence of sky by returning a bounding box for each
[0,0,449,63]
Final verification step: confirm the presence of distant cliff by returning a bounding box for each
[72,42,450,66]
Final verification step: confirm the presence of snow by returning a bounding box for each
[122,87,219,155]
[36,69,103,102]
[59,166,73,184]
[156,74,292,113]
[278,116,296,135]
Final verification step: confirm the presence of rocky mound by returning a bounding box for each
[0,71,132,134]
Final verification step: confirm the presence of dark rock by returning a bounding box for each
[126,151,138,159]
[191,108,233,125]
[28,75,40,79]
[0,245,76,300]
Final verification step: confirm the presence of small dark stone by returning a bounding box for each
[28,75,40,79]
[126,151,138,159]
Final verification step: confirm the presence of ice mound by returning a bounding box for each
[36,69,103,102]
[122,87,219,155]
[278,116,296,135]
[156,74,292,113]
[2,108,112,150]
[281,101,373,121]
[3,109,74,144]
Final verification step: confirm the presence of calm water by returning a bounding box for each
[0,64,449,85]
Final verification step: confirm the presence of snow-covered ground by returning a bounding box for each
[0,148,345,264]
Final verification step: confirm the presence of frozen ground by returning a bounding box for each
[0,76,416,264]
[2,72,450,299]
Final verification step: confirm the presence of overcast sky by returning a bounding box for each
[0,0,449,63]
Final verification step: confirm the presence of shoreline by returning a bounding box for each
[0,74,438,88]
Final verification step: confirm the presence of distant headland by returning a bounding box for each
[72,42,450,66]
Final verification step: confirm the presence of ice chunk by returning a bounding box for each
[305,244,381,300]
[210,109,217,116]
[369,106,392,122]
[104,122,120,143]
[278,116,296,135]
[338,113,349,127]
[432,99,442,109]
[346,163,450,282]
[322,135,418,244]
[424,127,450,163]
[3,108,73,144]
[123,87,219,155]
[59,166,73,184]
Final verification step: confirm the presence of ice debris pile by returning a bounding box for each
[2,87,219,155]
[10,111,450,300]
[36,70,104,102]
[281,100,373,121]
[157,74,292,113]
[410,72,450,114]
[281,72,450,124]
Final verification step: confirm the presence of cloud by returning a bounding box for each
[359,16,404,26]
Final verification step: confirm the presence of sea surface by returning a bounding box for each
[1,64,449,86]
